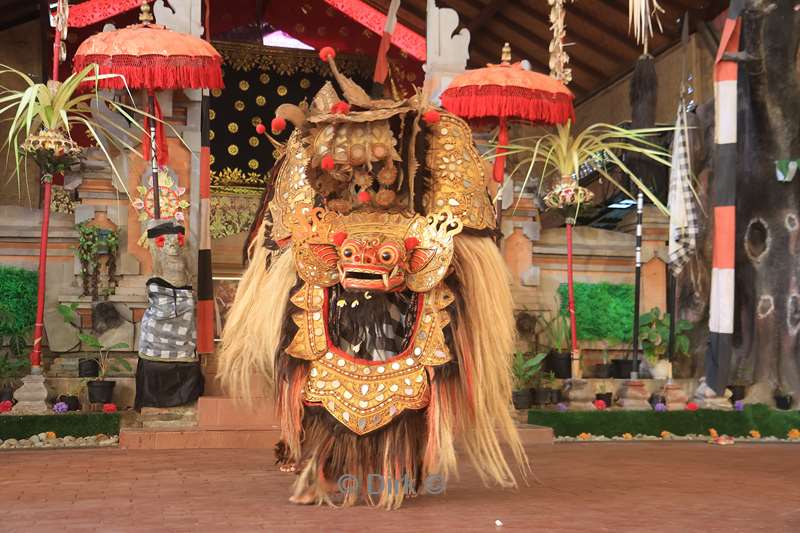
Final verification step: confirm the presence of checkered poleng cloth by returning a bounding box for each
[333,292,416,362]
[667,107,699,276]
[138,279,197,362]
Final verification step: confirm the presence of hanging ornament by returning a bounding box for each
[629,0,665,54]
[543,176,594,211]
[548,0,573,85]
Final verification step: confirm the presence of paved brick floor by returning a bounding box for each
[1,443,797,532]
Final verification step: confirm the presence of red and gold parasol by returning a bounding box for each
[72,2,222,219]
[72,7,222,91]
[440,43,574,183]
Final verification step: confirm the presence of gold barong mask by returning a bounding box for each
[287,206,463,293]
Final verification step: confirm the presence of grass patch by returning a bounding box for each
[528,404,800,438]
[0,413,120,440]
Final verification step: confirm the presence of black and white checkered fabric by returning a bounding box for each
[329,289,416,362]
[138,278,197,362]
[668,108,699,276]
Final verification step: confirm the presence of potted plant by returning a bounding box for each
[595,381,613,407]
[0,354,29,403]
[542,371,562,404]
[511,352,546,410]
[638,308,692,379]
[775,386,793,411]
[542,313,571,379]
[649,392,667,409]
[57,378,87,412]
[57,303,130,404]
[530,368,551,406]
[594,349,613,378]
[84,335,130,404]
[728,364,751,405]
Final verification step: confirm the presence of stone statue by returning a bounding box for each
[134,220,203,409]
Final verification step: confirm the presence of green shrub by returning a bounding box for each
[557,282,634,342]
[0,413,120,440]
[0,266,38,355]
[527,404,800,438]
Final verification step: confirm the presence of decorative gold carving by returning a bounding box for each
[305,354,430,435]
[210,167,266,187]
[287,283,455,435]
[269,130,316,242]
[286,284,328,360]
[425,114,496,231]
[214,41,371,79]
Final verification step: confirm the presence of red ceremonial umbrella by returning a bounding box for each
[440,43,575,183]
[72,2,223,218]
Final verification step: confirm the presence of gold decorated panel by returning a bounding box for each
[305,352,430,435]
[425,114,496,231]
[269,130,316,242]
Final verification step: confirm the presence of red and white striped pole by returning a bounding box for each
[196,1,214,354]
[707,0,742,393]
[28,1,65,370]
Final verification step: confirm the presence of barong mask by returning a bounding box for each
[287,206,462,293]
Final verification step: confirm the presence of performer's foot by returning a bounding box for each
[279,463,296,473]
[288,489,317,505]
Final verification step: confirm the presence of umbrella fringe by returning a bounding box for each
[72,56,224,91]
[441,86,574,125]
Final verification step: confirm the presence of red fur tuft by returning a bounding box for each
[422,109,441,124]
[321,154,336,171]
[332,231,348,247]
[271,117,286,134]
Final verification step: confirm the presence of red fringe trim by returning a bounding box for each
[441,85,575,125]
[73,55,224,90]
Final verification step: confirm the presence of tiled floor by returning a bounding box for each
[1,443,797,532]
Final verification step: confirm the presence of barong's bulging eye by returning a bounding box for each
[342,246,355,259]
[378,246,398,265]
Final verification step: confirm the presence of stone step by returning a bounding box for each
[140,404,198,429]
[119,427,280,449]
[517,424,554,445]
[197,396,278,429]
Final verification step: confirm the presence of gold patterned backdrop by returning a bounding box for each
[209,42,371,240]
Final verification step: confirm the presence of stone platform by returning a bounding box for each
[119,397,554,449]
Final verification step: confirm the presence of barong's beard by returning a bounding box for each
[326,285,418,361]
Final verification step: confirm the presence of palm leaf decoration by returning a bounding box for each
[0,63,179,199]
[500,121,672,216]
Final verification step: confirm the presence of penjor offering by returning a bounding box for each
[219,47,526,508]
